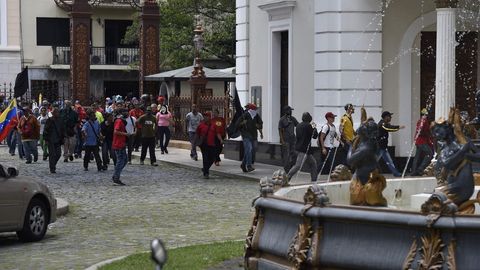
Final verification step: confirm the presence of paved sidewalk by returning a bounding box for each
[131,146,329,185]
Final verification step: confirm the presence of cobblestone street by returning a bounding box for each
[0,146,259,270]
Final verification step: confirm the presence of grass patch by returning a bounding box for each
[99,241,243,270]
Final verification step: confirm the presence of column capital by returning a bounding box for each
[435,0,458,9]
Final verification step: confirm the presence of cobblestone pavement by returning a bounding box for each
[0,146,259,270]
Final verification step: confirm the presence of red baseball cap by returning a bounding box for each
[157,96,165,103]
[325,112,337,119]
[245,103,257,110]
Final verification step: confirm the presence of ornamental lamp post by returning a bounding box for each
[190,24,207,108]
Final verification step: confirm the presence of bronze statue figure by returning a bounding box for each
[347,108,387,206]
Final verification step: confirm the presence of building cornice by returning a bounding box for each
[258,0,296,21]
[434,0,458,9]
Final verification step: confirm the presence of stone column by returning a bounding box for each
[435,0,458,119]
[139,0,160,96]
[189,59,207,107]
[70,0,92,103]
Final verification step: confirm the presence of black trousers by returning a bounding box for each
[102,140,116,167]
[134,130,142,150]
[215,141,223,163]
[47,143,62,172]
[127,135,135,162]
[157,126,171,151]
[140,137,156,163]
[200,145,216,176]
[84,145,103,170]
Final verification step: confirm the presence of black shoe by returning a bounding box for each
[103,165,108,170]
[113,179,126,186]
[240,164,247,172]
[34,157,38,162]
[151,163,158,167]
[26,160,32,164]
[84,167,88,171]
[161,151,164,154]
[69,155,74,161]
[74,154,79,159]
[165,149,168,154]
[194,156,198,161]
[10,153,15,156]
[247,166,255,172]
[64,158,68,163]
[50,169,56,174]
[43,156,48,161]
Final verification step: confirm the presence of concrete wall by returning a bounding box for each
[0,0,21,84]
[21,0,136,67]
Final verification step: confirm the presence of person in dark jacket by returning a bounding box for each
[101,113,116,169]
[43,108,65,173]
[236,103,263,172]
[286,112,319,183]
[377,111,404,177]
[60,100,79,162]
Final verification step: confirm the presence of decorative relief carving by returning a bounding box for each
[287,219,313,270]
[402,237,418,270]
[145,25,158,75]
[419,230,445,270]
[71,23,89,102]
[435,0,459,8]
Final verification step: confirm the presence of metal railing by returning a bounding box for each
[52,46,140,65]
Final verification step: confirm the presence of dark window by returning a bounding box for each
[36,18,70,46]
[105,20,136,48]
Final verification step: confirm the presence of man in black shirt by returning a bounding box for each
[286,112,318,183]
[377,111,404,177]
[101,113,116,169]
[278,105,298,173]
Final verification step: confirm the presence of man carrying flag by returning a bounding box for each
[0,99,18,142]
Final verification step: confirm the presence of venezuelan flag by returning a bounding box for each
[0,99,18,141]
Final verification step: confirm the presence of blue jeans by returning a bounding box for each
[113,148,127,180]
[16,131,24,158]
[23,140,38,162]
[242,138,254,167]
[7,129,16,154]
[188,131,198,158]
[378,148,401,176]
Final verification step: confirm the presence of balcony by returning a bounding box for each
[93,0,141,8]
[53,46,140,66]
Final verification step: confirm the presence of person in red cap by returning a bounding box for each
[236,103,263,172]
[195,111,223,178]
[318,112,342,175]
[211,109,226,165]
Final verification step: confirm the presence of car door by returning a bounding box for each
[0,178,25,229]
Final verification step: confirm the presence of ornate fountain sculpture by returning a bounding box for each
[423,108,480,215]
[348,107,388,206]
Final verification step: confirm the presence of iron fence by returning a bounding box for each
[170,95,232,141]
[53,46,140,65]
[0,81,71,105]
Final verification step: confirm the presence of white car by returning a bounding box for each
[0,169,56,242]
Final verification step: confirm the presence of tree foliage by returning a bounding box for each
[123,0,235,70]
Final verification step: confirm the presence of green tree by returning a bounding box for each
[123,0,235,70]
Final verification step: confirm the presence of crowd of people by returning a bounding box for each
[1,95,197,185]
[279,103,440,183]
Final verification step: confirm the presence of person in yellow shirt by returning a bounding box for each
[339,103,356,152]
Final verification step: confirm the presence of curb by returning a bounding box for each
[56,197,69,217]
[84,255,127,270]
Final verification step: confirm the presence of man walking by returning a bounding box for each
[18,107,40,164]
[60,100,79,162]
[286,112,319,183]
[82,110,104,172]
[236,103,263,172]
[411,108,433,176]
[318,112,342,175]
[137,106,158,166]
[186,104,203,161]
[43,108,65,173]
[101,113,116,169]
[377,111,404,177]
[38,107,49,160]
[211,109,226,165]
[112,109,130,185]
[125,106,137,164]
[278,105,298,172]
[196,111,223,178]
[339,103,355,152]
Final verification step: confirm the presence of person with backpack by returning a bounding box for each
[60,100,79,162]
[18,107,40,164]
[82,110,104,172]
[278,105,298,173]
[318,112,342,175]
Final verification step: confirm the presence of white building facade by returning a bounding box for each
[0,0,22,88]
[236,0,480,157]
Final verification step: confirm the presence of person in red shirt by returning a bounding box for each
[196,111,223,179]
[211,109,226,166]
[111,109,130,185]
[411,108,433,176]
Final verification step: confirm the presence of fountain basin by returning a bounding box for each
[245,177,480,270]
